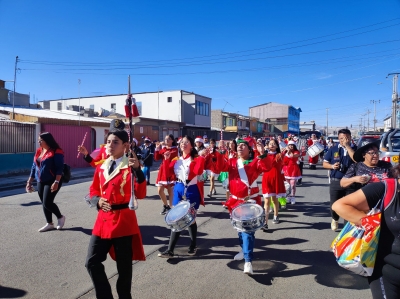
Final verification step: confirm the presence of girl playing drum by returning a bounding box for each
[213,138,274,275]
[158,136,205,258]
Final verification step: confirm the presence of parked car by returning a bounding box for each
[379,129,400,166]
[357,133,382,148]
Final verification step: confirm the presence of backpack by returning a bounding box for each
[62,163,71,183]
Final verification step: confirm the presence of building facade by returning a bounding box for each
[249,102,301,136]
[39,90,211,129]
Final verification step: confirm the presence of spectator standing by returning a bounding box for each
[323,128,356,231]
[140,137,154,185]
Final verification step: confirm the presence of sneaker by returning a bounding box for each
[213,190,217,195]
[291,197,296,204]
[244,262,253,275]
[331,219,339,231]
[296,182,302,186]
[272,216,280,224]
[234,251,244,261]
[160,205,170,215]
[56,215,66,230]
[207,192,212,198]
[281,205,287,210]
[158,250,174,258]
[188,246,197,256]
[38,223,54,232]
[262,223,268,232]
[286,197,292,204]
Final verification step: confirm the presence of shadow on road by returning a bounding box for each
[158,233,368,290]
[20,201,41,207]
[63,226,92,235]
[0,285,27,298]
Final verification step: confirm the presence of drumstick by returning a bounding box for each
[77,132,88,158]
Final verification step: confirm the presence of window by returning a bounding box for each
[90,104,94,109]
[111,103,116,111]
[195,101,210,116]
[57,102,62,111]
[167,97,172,103]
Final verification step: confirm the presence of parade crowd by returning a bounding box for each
[26,119,400,299]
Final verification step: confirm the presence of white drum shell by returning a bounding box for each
[230,203,265,232]
[165,201,196,232]
[307,143,325,158]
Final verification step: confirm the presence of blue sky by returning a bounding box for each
[1,0,400,129]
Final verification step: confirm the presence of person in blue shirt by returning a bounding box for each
[27,132,65,232]
[323,128,356,232]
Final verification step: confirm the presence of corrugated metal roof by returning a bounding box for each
[0,105,110,124]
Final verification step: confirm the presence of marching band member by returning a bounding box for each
[222,139,237,202]
[261,139,287,231]
[205,138,220,197]
[78,119,126,167]
[307,134,320,169]
[154,134,179,215]
[195,136,205,153]
[213,138,274,275]
[85,130,146,299]
[283,141,302,204]
[158,136,205,258]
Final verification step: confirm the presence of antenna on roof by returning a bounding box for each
[222,100,233,112]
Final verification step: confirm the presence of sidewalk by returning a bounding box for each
[0,167,96,192]
[0,160,162,192]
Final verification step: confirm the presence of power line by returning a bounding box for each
[19,18,400,66]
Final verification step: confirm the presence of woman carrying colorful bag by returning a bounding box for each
[332,175,400,299]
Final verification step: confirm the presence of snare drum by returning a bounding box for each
[307,143,325,158]
[231,203,265,232]
[165,201,196,232]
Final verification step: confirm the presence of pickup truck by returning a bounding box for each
[379,128,400,166]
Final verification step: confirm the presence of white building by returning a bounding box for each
[39,90,211,128]
[384,116,392,131]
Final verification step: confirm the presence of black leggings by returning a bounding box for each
[168,222,198,252]
[37,180,63,223]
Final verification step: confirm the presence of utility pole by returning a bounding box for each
[366,109,371,132]
[371,100,380,131]
[12,56,19,120]
[387,73,399,129]
[326,108,329,136]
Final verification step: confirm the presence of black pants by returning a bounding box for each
[329,180,355,221]
[298,162,304,183]
[85,235,133,299]
[368,264,400,299]
[37,180,62,223]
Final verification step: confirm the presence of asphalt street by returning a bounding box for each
[0,166,371,299]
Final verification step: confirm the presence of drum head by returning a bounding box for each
[165,201,190,223]
[232,203,263,221]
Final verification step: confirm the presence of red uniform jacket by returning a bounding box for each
[89,145,109,168]
[163,154,206,206]
[154,147,179,185]
[90,155,146,261]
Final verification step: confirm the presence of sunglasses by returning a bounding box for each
[365,151,379,156]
